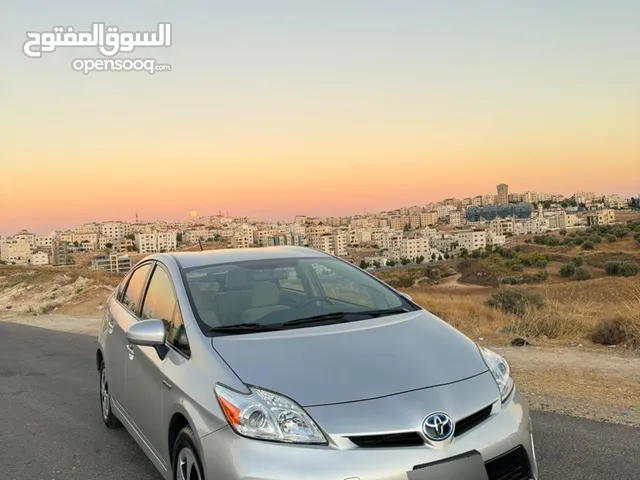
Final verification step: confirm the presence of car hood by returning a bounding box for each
[211,310,488,407]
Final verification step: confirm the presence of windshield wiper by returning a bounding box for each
[209,322,284,334]
[279,307,409,328]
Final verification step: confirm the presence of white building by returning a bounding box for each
[455,230,487,252]
[29,251,50,266]
[135,231,178,254]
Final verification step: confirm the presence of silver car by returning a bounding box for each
[97,246,538,480]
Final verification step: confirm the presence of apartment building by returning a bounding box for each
[309,232,348,257]
[135,231,178,254]
[455,230,487,252]
[0,238,32,264]
[546,211,578,230]
[419,211,439,227]
[603,195,628,209]
[399,237,429,260]
[100,222,129,239]
[267,234,305,247]
[35,234,54,249]
[51,241,72,266]
[29,251,50,266]
[13,232,36,249]
[513,218,548,235]
[586,209,616,226]
[91,254,132,273]
[489,218,514,236]
[448,210,464,226]
[487,232,506,246]
[74,232,100,249]
[388,216,409,230]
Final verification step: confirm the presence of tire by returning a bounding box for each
[172,426,205,480]
[99,360,122,429]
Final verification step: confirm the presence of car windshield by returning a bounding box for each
[182,256,414,333]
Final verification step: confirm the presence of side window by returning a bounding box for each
[310,262,376,308]
[140,266,190,356]
[121,263,153,313]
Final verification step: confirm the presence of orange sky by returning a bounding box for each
[1,2,639,234]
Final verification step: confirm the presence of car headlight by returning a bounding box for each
[479,347,514,402]
[215,384,328,444]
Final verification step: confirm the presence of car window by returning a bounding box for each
[277,266,305,291]
[308,260,398,309]
[184,257,407,330]
[121,263,153,313]
[140,265,190,356]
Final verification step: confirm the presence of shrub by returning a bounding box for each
[571,256,584,267]
[573,267,591,281]
[524,239,531,244]
[511,264,524,272]
[573,237,584,245]
[559,263,576,278]
[582,241,594,250]
[605,234,617,243]
[589,318,629,346]
[485,289,545,315]
[604,261,640,277]
[534,259,548,268]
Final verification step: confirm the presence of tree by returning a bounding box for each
[125,233,135,241]
[438,254,443,261]
[573,267,591,281]
[444,252,450,259]
[400,257,411,266]
[213,234,221,241]
[431,253,436,260]
[176,233,183,242]
[387,259,396,267]
[73,241,79,247]
[373,261,381,268]
[559,229,567,236]
[459,248,469,258]
[415,255,424,264]
[105,242,113,249]
[359,260,369,269]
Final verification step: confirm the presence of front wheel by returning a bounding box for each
[99,360,122,429]
[173,426,205,480]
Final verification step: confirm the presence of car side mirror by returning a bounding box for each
[126,319,166,347]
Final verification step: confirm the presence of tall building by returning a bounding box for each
[497,184,509,205]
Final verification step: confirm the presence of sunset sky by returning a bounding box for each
[1,1,639,235]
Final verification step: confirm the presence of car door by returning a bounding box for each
[106,262,153,415]
[126,262,185,458]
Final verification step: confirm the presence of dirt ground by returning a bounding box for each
[1,312,638,427]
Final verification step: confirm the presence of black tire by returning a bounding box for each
[172,425,205,480]
[99,360,122,429]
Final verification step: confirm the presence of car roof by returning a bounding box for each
[150,246,333,269]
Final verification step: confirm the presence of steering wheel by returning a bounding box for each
[298,297,336,308]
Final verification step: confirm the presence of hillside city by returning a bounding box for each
[1,184,638,274]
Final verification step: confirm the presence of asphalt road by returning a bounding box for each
[1,321,638,480]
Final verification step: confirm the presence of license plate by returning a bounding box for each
[408,450,489,480]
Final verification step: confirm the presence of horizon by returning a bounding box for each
[1,185,635,236]
[2,1,639,235]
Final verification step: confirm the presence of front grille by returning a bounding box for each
[348,432,424,448]
[454,404,493,437]
[347,404,494,448]
[485,445,531,480]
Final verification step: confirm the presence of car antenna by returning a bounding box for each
[198,239,203,251]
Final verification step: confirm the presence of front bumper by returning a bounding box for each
[198,388,538,480]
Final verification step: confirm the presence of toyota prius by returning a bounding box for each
[96,246,538,480]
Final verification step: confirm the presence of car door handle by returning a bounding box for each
[126,344,135,358]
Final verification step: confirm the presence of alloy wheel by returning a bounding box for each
[177,447,202,480]
[100,367,110,421]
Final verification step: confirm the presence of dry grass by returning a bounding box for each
[404,276,640,348]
